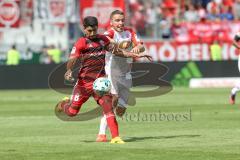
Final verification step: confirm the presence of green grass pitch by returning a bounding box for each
[0,88,240,160]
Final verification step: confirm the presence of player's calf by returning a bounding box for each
[115,106,126,117]
[99,95,119,138]
[229,94,235,105]
[56,98,69,113]
[56,99,81,117]
[112,94,119,109]
[67,106,80,116]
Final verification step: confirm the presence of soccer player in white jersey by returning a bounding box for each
[229,32,240,104]
[96,10,147,142]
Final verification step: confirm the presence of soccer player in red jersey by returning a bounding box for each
[56,16,151,144]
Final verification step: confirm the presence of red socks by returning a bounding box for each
[99,95,119,138]
[106,113,119,138]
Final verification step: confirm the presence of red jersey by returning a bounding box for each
[69,34,110,81]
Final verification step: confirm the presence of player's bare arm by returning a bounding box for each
[106,35,145,54]
[132,44,153,61]
[131,43,145,53]
[64,57,77,81]
[105,42,151,60]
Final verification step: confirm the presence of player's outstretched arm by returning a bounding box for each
[106,43,152,60]
[131,44,145,53]
[130,44,152,61]
[137,52,153,62]
[115,48,138,58]
[65,57,78,82]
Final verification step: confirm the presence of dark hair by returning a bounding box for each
[110,10,124,19]
[83,16,98,28]
[12,44,16,49]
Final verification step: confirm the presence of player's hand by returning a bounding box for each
[137,52,153,62]
[64,69,74,82]
[131,46,140,53]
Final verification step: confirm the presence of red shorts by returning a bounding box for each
[71,80,113,114]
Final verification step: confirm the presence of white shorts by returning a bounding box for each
[108,73,132,108]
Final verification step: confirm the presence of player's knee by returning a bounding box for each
[99,95,112,104]
[99,95,114,114]
[112,94,119,100]
[115,106,126,117]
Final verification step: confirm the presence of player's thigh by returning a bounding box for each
[111,77,131,94]
[71,83,91,106]
[93,93,113,114]
[117,78,132,106]
[109,77,118,95]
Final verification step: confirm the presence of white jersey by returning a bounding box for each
[104,27,142,76]
[104,27,142,107]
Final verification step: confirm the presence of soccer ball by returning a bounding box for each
[93,77,111,96]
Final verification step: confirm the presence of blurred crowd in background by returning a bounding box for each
[1,0,240,65]
[128,0,240,38]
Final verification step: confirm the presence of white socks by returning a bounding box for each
[98,115,108,135]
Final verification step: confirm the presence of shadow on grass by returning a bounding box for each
[82,134,200,143]
[124,134,200,142]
